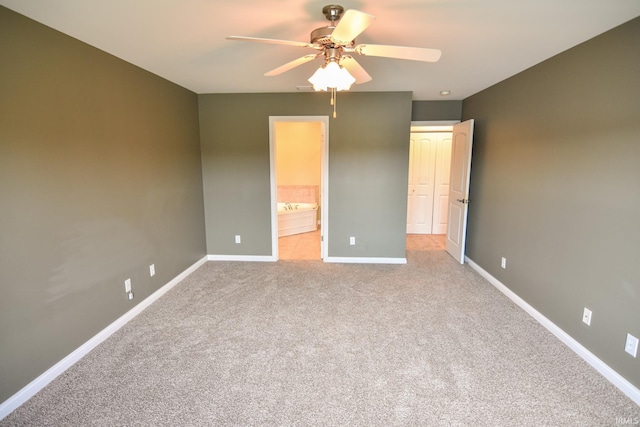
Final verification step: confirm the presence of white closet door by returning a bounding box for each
[407,133,435,234]
[432,133,453,234]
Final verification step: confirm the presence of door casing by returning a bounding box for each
[269,116,329,260]
[408,121,459,236]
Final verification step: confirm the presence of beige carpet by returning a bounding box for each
[2,249,638,426]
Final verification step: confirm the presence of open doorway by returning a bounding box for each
[269,116,329,260]
[406,121,457,252]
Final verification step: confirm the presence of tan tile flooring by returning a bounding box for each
[278,229,322,260]
[278,230,446,260]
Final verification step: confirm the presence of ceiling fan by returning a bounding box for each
[226,4,442,89]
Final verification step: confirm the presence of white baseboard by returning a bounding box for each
[465,256,640,406]
[207,254,407,264]
[6,254,635,419]
[207,254,276,262]
[324,256,407,264]
[0,256,208,421]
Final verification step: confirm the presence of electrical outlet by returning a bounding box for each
[625,334,638,358]
[149,264,155,277]
[349,236,355,245]
[501,257,507,269]
[235,235,241,244]
[582,308,592,326]
[124,278,134,300]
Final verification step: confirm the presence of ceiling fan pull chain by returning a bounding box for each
[332,87,337,118]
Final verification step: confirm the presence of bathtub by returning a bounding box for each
[277,202,318,237]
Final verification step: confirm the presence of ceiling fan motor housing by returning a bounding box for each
[310,26,336,46]
[312,5,352,47]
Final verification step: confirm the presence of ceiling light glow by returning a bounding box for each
[308,61,356,92]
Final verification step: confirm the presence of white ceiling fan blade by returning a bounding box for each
[226,36,314,49]
[340,56,372,84]
[264,54,320,76]
[330,10,375,44]
[356,44,442,62]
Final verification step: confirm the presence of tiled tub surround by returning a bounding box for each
[277,185,319,237]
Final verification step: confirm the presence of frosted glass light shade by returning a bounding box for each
[308,61,355,91]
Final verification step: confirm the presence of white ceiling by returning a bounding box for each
[2,0,639,100]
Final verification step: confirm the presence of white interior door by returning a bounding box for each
[432,134,452,234]
[446,120,474,263]
[407,133,435,234]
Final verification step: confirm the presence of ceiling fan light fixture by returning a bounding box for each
[228,5,442,118]
[308,61,356,92]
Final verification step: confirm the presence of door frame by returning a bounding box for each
[408,121,459,236]
[410,120,459,131]
[269,116,329,260]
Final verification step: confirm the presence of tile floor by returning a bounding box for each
[278,229,322,260]
[278,230,446,260]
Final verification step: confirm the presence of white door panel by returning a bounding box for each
[407,132,452,235]
[446,120,474,263]
[407,134,435,234]
[432,135,452,234]
[433,194,450,234]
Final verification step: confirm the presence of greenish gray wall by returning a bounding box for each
[462,17,640,388]
[0,7,206,402]
[199,92,412,259]
[412,100,462,121]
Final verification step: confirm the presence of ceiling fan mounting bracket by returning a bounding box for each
[311,5,355,48]
[322,5,344,23]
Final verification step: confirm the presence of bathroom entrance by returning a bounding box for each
[269,116,329,260]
